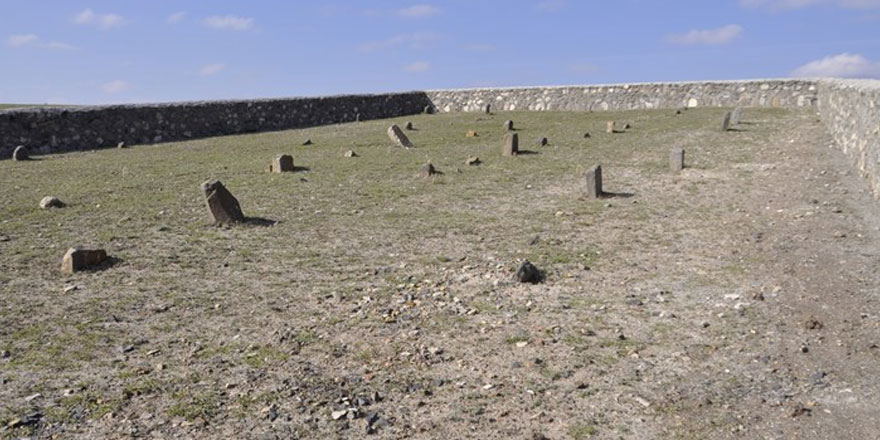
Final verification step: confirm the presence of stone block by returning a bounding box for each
[670,147,685,172]
[201,179,245,225]
[387,124,414,149]
[268,154,295,173]
[61,247,108,274]
[585,165,602,198]
[503,133,519,156]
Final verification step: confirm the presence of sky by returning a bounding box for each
[2,0,880,105]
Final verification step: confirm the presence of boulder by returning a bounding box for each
[200,179,245,224]
[39,196,64,209]
[61,247,108,274]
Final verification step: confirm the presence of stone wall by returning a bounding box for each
[0,92,432,158]
[425,79,818,113]
[817,79,880,198]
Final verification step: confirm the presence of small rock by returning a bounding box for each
[61,247,108,274]
[1,350,10,358]
[39,196,65,209]
[344,150,358,158]
[302,139,312,146]
[538,137,548,146]
[420,163,437,178]
[405,121,414,130]
[331,409,348,420]
[25,393,42,402]
[583,132,591,138]
[465,156,481,166]
[515,260,543,284]
[805,317,823,330]
[63,285,79,293]
[117,142,126,149]
[466,130,479,137]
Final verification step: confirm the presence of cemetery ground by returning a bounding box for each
[2,107,880,439]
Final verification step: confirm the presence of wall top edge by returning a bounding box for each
[425,78,822,94]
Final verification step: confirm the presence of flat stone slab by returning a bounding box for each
[388,125,414,149]
[201,179,245,224]
[61,247,108,274]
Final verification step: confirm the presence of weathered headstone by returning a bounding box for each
[355,113,361,122]
[606,121,616,134]
[268,155,294,173]
[405,121,414,130]
[585,165,602,198]
[465,156,481,166]
[516,260,542,284]
[40,196,64,209]
[485,104,491,114]
[503,133,519,156]
[670,147,685,172]
[722,111,732,131]
[731,107,743,125]
[12,145,28,161]
[61,247,108,274]
[539,137,549,146]
[504,120,514,131]
[420,163,437,178]
[466,130,479,137]
[344,150,358,157]
[387,125,414,149]
[117,142,126,149]
[200,179,245,225]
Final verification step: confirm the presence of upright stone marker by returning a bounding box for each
[731,107,743,125]
[722,111,732,132]
[61,247,108,274]
[503,133,519,156]
[539,137,549,146]
[387,124,414,149]
[606,121,616,134]
[40,196,65,209]
[268,155,294,173]
[670,147,685,172]
[12,146,28,161]
[201,179,245,225]
[585,165,603,198]
[405,121,414,130]
[504,120,514,131]
[485,104,491,114]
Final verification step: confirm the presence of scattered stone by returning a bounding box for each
[420,163,437,178]
[606,121,616,134]
[465,156,481,166]
[39,196,64,209]
[344,150,358,158]
[302,139,312,146]
[117,142,126,149]
[504,120,514,131]
[267,155,295,173]
[805,317,824,330]
[583,132,591,138]
[516,260,543,284]
[502,133,519,156]
[466,130,479,137]
[405,121,414,130]
[538,137,548,146]
[12,145,28,161]
[670,147,685,172]
[200,179,245,225]
[731,107,743,125]
[584,165,603,198]
[387,124,414,149]
[722,111,732,131]
[61,247,108,274]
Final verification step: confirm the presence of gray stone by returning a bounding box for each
[503,133,519,156]
[405,121,414,130]
[585,165,602,198]
[485,104,491,114]
[606,121,616,133]
[420,163,437,178]
[387,124,414,149]
[539,137,548,146]
[583,132,591,138]
[515,261,542,284]
[302,139,312,146]
[670,147,685,172]
[268,155,294,173]
[344,150,358,157]
[731,107,743,125]
[200,179,245,225]
[465,156,481,166]
[466,130,478,137]
[504,120,514,131]
[722,111,732,131]
[61,247,108,274]
[39,196,64,209]
[12,145,28,161]
[117,142,126,149]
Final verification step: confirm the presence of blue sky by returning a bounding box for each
[2,0,880,104]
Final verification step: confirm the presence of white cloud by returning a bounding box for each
[791,53,880,78]
[101,80,130,93]
[358,32,439,52]
[404,61,431,73]
[74,8,127,29]
[6,34,76,50]
[397,4,441,18]
[199,63,226,76]
[666,24,743,45]
[6,34,38,47]
[536,0,566,11]
[203,15,255,31]
[167,11,187,24]
[740,0,880,9]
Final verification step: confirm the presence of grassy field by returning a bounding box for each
[4,107,879,439]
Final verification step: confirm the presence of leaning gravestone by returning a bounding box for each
[61,247,108,274]
[387,125,414,149]
[606,121,616,134]
[722,111,732,132]
[201,179,245,225]
[731,107,743,125]
[670,147,685,172]
[268,155,294,173]
[585,165,603,198]
[504,120,514,131]
[503,133,519,156]
[12,145,28,161]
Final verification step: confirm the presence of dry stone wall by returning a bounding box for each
[0,92,432,158]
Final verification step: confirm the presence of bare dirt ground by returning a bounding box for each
[2,107,880,439]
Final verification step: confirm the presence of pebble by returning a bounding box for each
[331,409,348,420]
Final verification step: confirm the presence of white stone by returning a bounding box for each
[687,98,698,108]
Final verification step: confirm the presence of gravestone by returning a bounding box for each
[387,125,414,149]
[12,145,28,161]
[61,247,108,274]
[485,104,491,114]
[466,130,479,137]
[585,165,602,198]
[40,196,64,209]
[670,147,685,172]
[731,107,743,125]
[539,137,548,146]
[268,155,294,173]
[722,111,732,131]
[504,120,514,131]
[344,150,358,157]
[420,163,437,178]
[606,121,616,134]
[117,142,126,149]
[201,179,245,225]
[423,105,434,114]
[405,121,414,130]
[503,133,519,156]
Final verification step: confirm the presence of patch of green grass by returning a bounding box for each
[168,390,221,421]
[568,422,599,439]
